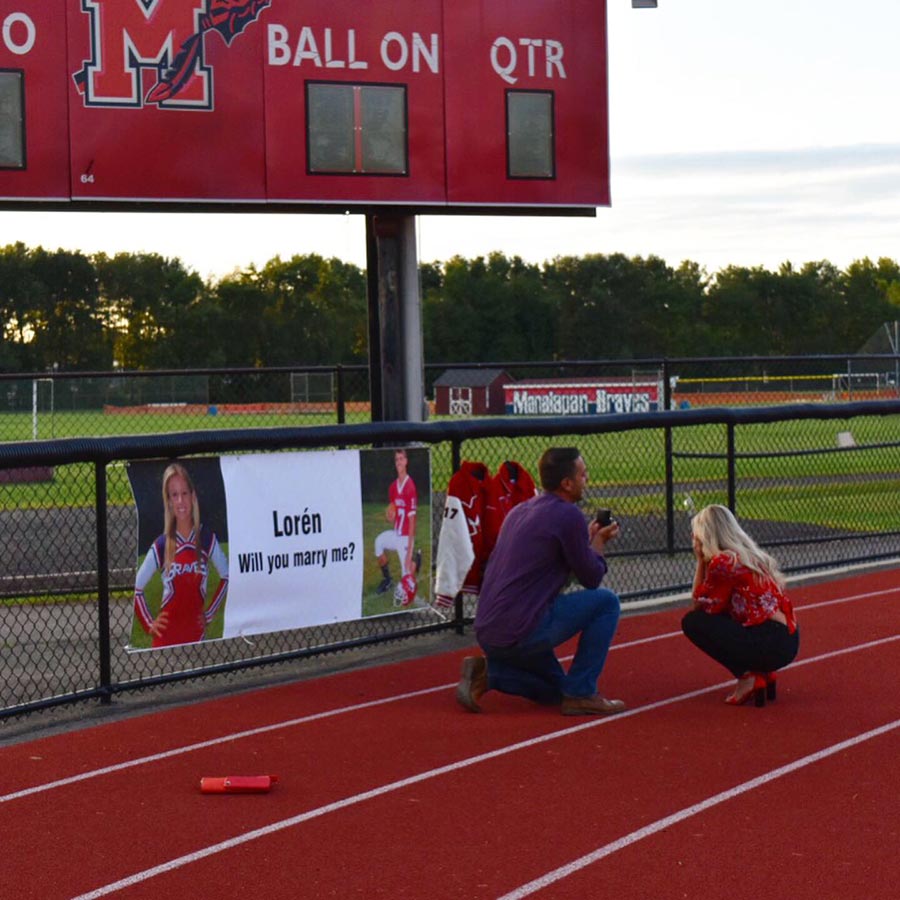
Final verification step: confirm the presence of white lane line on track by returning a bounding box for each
[623,571,900,611]
[800,585,900,610]
[3,584,899,806]
[0,631,682,805]
[68,631,900,900]
[0,684,447,804]
[68,684,730,900]
[496,717,900,900]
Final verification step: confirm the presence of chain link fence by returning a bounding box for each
[2,401,899,726]
[668,355,900,408]
[0,366,373,441]
[3,355,899,442]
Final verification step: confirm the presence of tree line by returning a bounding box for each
[1,240,898,372]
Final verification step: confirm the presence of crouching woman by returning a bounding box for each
[682,504,799,706]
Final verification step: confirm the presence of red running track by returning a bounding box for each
[2,568,899,899]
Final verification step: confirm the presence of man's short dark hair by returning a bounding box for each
[538,447,581,491]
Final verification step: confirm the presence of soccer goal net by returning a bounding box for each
[674,371,893,407]
[828,372,889,399]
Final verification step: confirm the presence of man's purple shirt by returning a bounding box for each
[474,492,608,647]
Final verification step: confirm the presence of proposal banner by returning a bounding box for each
[126,447,432,650]
[220,450,363,636]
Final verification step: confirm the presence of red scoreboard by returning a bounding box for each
[0,0,609,211]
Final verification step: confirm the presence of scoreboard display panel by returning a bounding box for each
[0,0,609,211]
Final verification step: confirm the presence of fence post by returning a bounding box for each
[448,439,465,632]
[453,592,465,635]
[726,423,736,513]
[664,429,675,553]
[95,461,113,704]
[336,365,346,425]
[663,360,675,552]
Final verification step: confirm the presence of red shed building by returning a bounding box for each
[434,369,510,416]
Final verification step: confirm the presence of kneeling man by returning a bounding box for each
[457,447,625,716]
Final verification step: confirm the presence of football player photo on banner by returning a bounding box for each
[126,457,230,650]
[359,446,432,617]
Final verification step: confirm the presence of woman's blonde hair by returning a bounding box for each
[161,463,200,571]
[691,504,784,588]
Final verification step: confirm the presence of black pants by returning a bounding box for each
[681,608,800,678]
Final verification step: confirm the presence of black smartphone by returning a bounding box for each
[594,508,613,527]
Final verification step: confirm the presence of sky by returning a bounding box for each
[1,0,899,281]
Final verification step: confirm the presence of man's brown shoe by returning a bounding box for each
[560,694,626,716]
[456,656,488,712]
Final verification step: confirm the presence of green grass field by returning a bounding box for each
[3,408,900,536]
[423,416,900,533]
[0,408,372,442]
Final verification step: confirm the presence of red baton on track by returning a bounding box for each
[199,775,279,794]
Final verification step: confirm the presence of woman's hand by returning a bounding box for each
[691,535,708,602]
[148,609,170,638]
[692,534,705,561]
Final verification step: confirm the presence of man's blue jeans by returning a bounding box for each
[479,588,620,703]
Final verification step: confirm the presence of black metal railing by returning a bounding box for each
[2,399,900,723]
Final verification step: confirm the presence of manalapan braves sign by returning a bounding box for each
[0,0,609,209]
[504,380,661,416]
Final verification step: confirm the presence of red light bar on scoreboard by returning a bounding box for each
[0,0,609,213]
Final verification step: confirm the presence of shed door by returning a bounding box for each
[449,387,472,415]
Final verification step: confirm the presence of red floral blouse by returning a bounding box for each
[694,552,797,633]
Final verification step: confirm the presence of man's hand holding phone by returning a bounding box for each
[590,507,619,550]
[595,508,614,528]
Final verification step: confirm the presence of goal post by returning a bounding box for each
[290,372,336,410]
[32,377,55,440]
[830,372,886,399]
